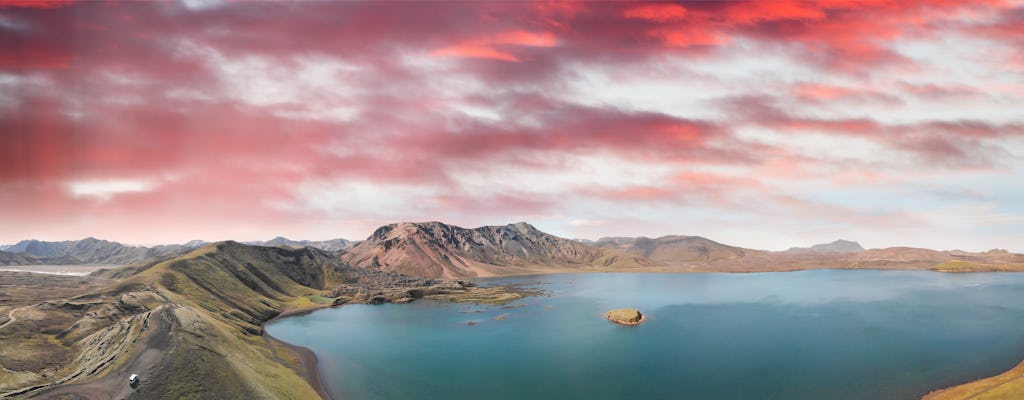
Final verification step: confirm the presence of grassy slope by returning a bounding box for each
[0,242,340,399]
[119,242,342,400]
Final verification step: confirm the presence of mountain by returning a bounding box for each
[6,239,73,258]
[5,238,159,264]
[249,236,354,252]
[785,239,865,254]
[2,238,190,266]
[0,250,39,265]
[341,221,656,278]
[150,240,210,256]
[593,235,749,264]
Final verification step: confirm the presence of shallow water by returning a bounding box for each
[267,270,1024,400]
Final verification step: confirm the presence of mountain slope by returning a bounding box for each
[342,221,657,278]
[593,235,749,263]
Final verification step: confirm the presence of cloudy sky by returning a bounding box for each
[2,1,1023,251]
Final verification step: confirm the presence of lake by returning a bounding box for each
[266,270,1024,400]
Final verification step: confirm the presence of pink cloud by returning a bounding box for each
[0,1,1021,247]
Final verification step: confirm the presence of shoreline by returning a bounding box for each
[264,305,342,400]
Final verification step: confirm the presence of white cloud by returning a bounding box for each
[569,219,610,227]
[67,179,158,201]
[181,0,223,11]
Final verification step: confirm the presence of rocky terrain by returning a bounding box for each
[0,242,531,400]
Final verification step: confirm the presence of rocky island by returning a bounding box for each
[606,308,644,325]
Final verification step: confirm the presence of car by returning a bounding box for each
[128,374,139,387]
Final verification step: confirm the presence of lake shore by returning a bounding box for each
[265,305,340,400]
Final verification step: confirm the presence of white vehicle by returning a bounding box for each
[128,374,139,386]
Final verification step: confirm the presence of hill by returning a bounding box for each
[0,242,526,399]
[593,235,749,264]
[341,222,657,278]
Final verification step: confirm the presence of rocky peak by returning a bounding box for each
[343,221,650,278]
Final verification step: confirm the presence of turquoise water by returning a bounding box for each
[266,270,1024,400]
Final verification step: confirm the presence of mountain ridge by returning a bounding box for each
[341,221,657,278]
[4,224,1023,274]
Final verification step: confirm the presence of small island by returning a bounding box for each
[606,308,645,325]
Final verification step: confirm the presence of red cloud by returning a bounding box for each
[0,0,74,9]
[624,3,688,22]
[434,30,557,62]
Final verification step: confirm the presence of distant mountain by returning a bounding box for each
[151,240,210,255]
[342,221,656,278]
[2,237,187,265]
[0,235,354,267]
[0,250,40,265]
[593,235,748,263]
[785,239,865,254]
[4,227,1021,273]
[248,237,354,252]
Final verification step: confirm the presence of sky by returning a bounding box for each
[1,0,1023,251]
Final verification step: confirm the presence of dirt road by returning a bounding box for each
[0,306,29,331]
[30,307,175,400]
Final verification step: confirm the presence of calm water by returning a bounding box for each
[266,270,1024,400]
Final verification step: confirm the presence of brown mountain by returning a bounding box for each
[341,221,657,278]
[593,235,749,264]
